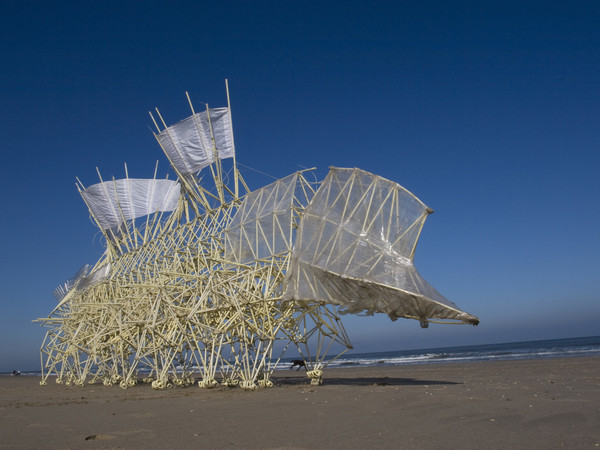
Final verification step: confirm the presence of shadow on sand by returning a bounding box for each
[273,375,461,387]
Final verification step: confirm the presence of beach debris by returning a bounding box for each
[36,82,479,390]
[84,435,113,441]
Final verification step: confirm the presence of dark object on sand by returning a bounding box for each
[290,360,306,371]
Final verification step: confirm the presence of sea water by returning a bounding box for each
[7,335,600,376]
[309,335,600,369]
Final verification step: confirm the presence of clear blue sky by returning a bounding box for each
[1,1,599,372]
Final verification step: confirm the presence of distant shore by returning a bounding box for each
[1,356,598,448]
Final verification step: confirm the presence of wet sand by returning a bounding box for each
[1,356,599,449]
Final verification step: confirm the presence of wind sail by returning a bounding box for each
[81,178,180,231]
[283,167,479,325]
[155,107,235,175]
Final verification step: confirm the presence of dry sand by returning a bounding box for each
[1,356,599,449]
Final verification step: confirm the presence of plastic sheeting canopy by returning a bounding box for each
[284,167,479,325]
[225,173,299,264]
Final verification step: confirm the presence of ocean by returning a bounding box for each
[313,335,600,369]
[7,335,599,376]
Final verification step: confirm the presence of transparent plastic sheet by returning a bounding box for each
[284,167,478,324]
[51,263,111,314]
[73,263,111,293]
[224,173,298,264]
[52,264,92,301]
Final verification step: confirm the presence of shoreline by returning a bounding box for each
[1,356,599,448]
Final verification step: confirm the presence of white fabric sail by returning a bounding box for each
[81,179,180,230]
[155,107,235,175]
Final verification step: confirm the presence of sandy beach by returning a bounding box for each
[1,356,598,449]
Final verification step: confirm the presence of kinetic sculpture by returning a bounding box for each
[37,82,478,390]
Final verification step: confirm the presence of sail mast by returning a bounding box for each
[205,103,226,205]
[225,79,239,200]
